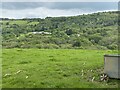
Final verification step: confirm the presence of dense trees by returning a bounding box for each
[1,11,119,49]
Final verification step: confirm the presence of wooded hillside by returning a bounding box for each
[1,11,118,49]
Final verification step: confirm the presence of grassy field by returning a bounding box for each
[2,49,119,88]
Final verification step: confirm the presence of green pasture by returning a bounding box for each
[2,49,119,88]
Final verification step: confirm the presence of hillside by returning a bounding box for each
[1,11,118,49]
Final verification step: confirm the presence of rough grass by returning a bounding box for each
[28,22,39,25]
[9,20,28,25]
[2,49,119,88]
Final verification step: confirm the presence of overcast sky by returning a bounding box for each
[0,2,118,19]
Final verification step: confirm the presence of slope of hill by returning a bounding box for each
[1,11,118,49]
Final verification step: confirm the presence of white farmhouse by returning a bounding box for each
[31,31,52,35]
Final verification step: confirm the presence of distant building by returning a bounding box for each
[31,31,52,35]
[77,34,80,37]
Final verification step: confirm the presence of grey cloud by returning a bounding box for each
[1,2,44,9]
[0,2,118,19]
[1,2,118,11]
[49,2,118,10]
